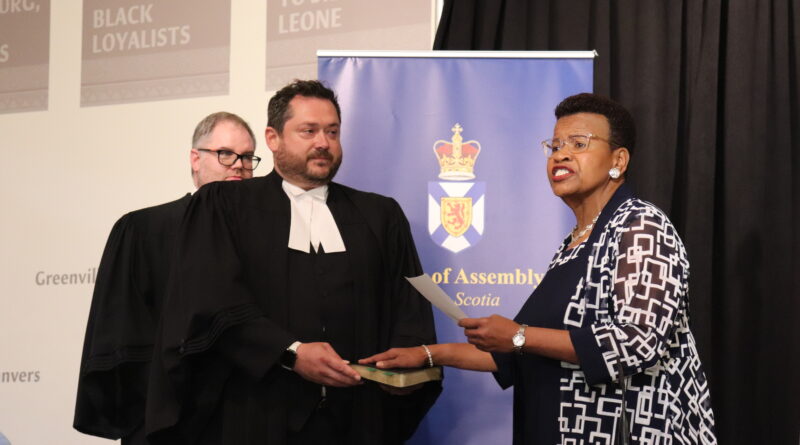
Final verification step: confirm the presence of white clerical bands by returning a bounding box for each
[282,181,346,254]
[421,344,434,368]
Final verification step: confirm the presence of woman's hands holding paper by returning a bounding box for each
[459,314,521,353]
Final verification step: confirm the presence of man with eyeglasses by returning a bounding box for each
[74,112,258,445]
[144,80,440,445]
[190,112,261,187]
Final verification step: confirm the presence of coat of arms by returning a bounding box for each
[428,124,485,253]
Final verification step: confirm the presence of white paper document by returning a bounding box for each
[406,274,467,321]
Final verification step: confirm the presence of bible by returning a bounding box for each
[349,364,442,388]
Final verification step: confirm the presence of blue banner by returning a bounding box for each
[319,52,593,444]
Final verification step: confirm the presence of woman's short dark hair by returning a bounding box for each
[268,79,341,134]
[554,93,636,157]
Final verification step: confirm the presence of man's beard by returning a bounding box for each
[275,146,341,187]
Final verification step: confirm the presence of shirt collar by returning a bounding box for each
[281,180,328,201]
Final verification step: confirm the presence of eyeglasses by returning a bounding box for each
[196,148,261,170]
[541,133,617,158]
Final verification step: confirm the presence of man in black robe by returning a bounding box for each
[74,112,260,445]
[144,80,440,444]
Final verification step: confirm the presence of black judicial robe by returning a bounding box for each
[145,171,441,445]
[74,194,191,444]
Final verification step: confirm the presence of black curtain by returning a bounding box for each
[434,1,800,443]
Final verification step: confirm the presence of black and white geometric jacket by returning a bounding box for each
[560,186,717,444]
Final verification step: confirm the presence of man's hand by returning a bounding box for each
[292,342,362,387]
[459,315,520,353]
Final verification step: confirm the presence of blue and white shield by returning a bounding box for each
[428,181,485,253]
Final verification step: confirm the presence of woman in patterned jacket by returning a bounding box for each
[361,93,717,444]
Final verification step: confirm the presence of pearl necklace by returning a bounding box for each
[571,213,600,244]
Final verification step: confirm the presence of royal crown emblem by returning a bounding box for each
[428,123,485,253]
[433,123,481,181]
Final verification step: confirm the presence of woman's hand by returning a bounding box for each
[358,346,428,369]
[459,315,521,353]
[358,348,428,396]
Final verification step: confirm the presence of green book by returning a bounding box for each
[349,364,442,388]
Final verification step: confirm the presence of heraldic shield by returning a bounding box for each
[428,181,485,253]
